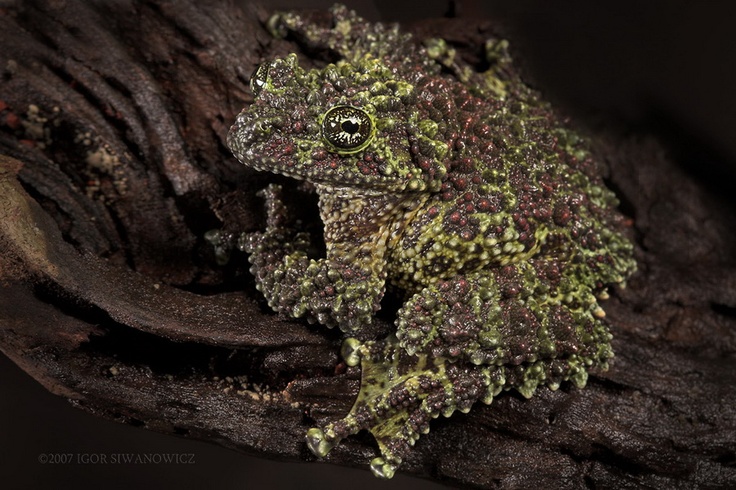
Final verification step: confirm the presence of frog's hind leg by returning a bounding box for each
[306,259,613,478]
[267,4,420,66]
[396,261,614,395]
[305,336,504,479]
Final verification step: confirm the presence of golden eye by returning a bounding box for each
[321,105,374,153]
[249,63,269,96]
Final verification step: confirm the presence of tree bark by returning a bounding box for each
[1,1,735,488]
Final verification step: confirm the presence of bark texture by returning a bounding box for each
[1,1,735,488]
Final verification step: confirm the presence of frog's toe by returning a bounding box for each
[305,427,334,458]
[370,457,398,479]
[204,229,236,266]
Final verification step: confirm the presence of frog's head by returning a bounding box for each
[228,54,450,194]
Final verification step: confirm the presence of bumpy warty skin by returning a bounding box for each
[227,4,636,479]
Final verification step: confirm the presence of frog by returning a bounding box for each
[226,4,636,479]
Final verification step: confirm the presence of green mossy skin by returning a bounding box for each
[228,4,636,478]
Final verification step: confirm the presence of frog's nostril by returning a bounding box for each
[228,116,272,153]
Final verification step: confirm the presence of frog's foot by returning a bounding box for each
[305,337,505,478]
[423,36,514,100]
[234,183,308,258]
[267,4,422,69]
[204,229,238,266]
[205,184,299,266]
[306,423,401,479]
[268,4,372,53]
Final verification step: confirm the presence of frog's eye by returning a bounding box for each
[249,63,269,96]
[321,105,374,153]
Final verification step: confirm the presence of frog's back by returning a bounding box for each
[384,59,634,294]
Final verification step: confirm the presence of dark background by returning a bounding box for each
[2,1,735,489]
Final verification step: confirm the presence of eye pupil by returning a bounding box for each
[341,120,360,134]
[321,106,374,153]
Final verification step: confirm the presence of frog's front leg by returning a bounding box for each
[241,184,384,331]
